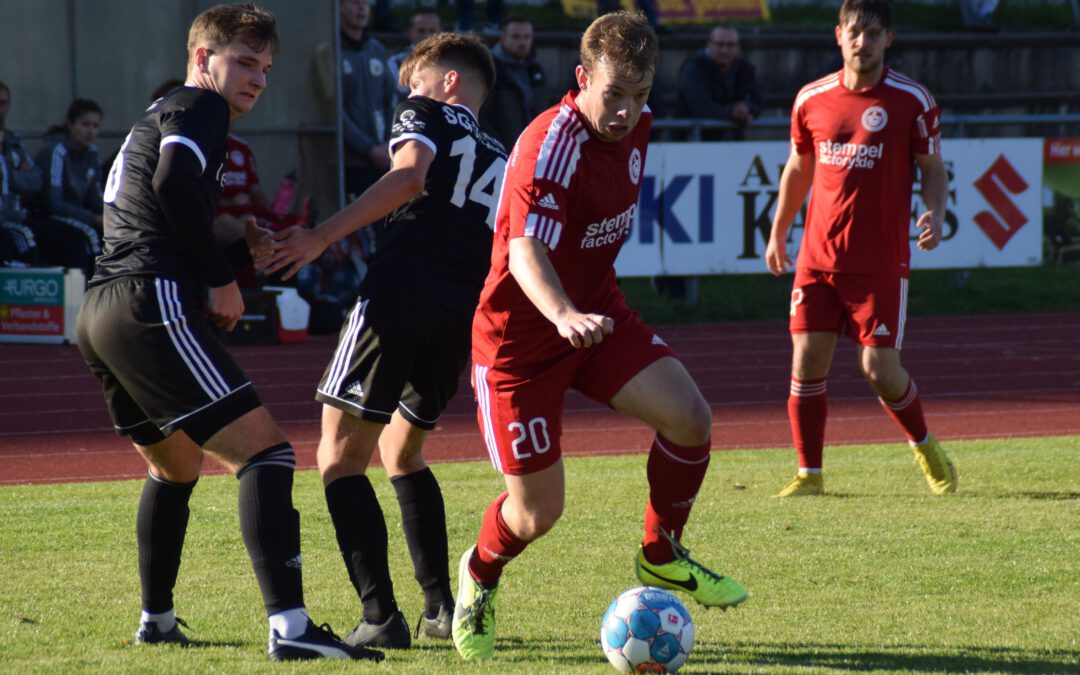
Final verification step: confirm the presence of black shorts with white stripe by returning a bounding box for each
[315,295,470,430]
[76,276,261,446]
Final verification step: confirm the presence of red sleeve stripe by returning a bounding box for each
[792,73,840,116]
[884,72,937,112]
[524,213,564,250]
[535,105,589,188]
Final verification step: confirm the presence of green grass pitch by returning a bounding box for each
[2,437,1078,673]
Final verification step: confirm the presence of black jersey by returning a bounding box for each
[93,87,230,290]
[359,97,508,316]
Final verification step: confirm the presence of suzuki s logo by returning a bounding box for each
[973,155,1029,250]
[861,106,888,132]
[629,148,642,185]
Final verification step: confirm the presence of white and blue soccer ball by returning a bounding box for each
[600,586,694,673]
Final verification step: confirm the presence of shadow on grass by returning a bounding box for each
[1012,491,1080,501]
[693,641,1080,673]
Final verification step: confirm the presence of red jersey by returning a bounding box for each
[792,67,941,277]
[472,91,652,370]
[218,134,263,219]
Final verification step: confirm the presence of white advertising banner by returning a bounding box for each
[615,138,1044,276]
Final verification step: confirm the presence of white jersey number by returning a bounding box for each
[449,136,506,230]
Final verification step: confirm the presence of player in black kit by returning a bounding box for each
[74,3,382,663]
[257,32,507,649]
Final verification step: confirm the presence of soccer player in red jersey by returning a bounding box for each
[450,11,747,661]
[765,0,958,497]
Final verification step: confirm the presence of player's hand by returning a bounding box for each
[915,211,943,251]
[244,216,273,253]
[765,236,792,276]
[208,281,244,332]
[257,225,328,280]
[554,312,614,349]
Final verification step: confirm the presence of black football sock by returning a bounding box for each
[137,472,197,614]
[325,474,397,623]
[236,443,305,615]
[391,467,453,616]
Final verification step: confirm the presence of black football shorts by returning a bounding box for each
[76,276,261,446]
[316,295,470,430]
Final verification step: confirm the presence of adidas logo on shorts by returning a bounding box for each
[538,193,559,210]
[345,381,365,398]
[873,324,891,337]
[651,334,668,346]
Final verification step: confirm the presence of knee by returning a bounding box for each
[659,396,712,447]
[860,361,906,398]
[380,442,426,477]
[509,501,563,541]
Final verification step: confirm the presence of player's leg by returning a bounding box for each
[453,462,565,660]
[381,303,471,640]
[317,405,411,648]
[200,406,382,661]
[131,432,203,645]
[846,275,957,494]
[75,280,199,646]
[313,297,425,649]
[381,413,454,638]
[780,270,844,496]
[79,277,378,661]
[606,356,748,609]
[453,360,572,660]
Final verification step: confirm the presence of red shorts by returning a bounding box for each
[471,309,676,475]
[789,269,908,349]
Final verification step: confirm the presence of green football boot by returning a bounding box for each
[451,547,498,660]
[635,532,748,609]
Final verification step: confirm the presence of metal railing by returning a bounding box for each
[652,113,1080,141]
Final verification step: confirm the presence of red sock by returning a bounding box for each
[879,379,928,444]
[643,434,710,564]
[789,378,827,471]
[470,492,528,588]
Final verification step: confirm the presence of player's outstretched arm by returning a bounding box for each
[257,140,435,279]
[507,237,613,349]
[915,152,948,251]
[766,149,814,276]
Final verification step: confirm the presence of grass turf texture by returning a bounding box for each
[2,437,1078,673]
[619,265,1080,324]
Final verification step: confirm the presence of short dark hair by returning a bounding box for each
[839,0,894,30]
[187,3,278,64]
[66,98,103,124]
[580,11,658,82]
[399,32,496,95]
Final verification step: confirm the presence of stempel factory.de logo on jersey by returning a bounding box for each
[818,140,885,169]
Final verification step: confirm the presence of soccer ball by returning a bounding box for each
[600,586,694,673]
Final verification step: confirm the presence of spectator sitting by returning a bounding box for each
[479,16,546,151]
[0,81,42,266]
[32,98,105,278]
[388,10,442,98]
[677,26,762,140]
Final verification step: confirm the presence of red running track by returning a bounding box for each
[3,313,1079,485]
